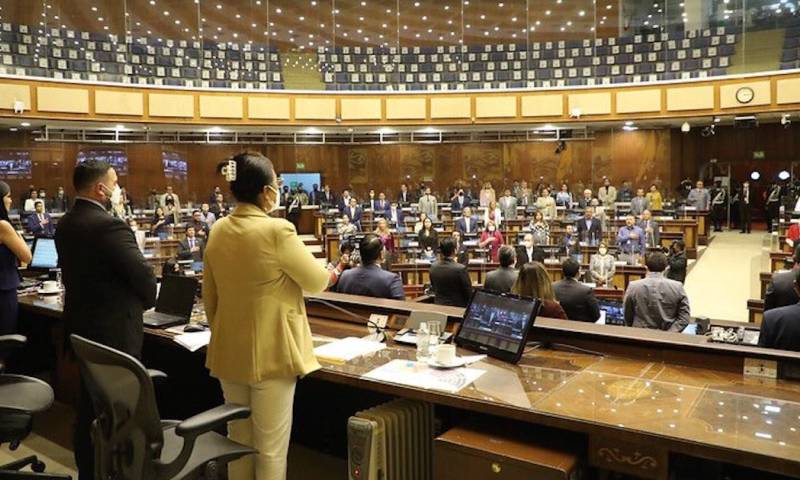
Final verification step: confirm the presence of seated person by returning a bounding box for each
[484,246,518,293]
[337,213,358,241]
[26,200,55,237]
[429,237,473,307]
[454,206,480,235]
[553,258,600,322]
[512,262,567,319]
[336,234,404,300]
[151,206,173,239]
[177,225,204,262]
[589,242,616,287]
[479,221,503,262]
[759,268,800,352]
[765,245,800,312]
[623,252,690,332]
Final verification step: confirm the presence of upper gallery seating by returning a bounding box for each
[319,27,736,91]
[0,23,285,89]
[780,17,800,70]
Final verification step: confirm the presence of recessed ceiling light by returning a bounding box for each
[9,127,17,132]
[20,122,30,127]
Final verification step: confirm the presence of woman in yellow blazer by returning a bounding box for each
[203,152,329,480]
[646,184,664,211]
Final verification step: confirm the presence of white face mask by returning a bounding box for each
[523,240,533,248]
[101,183,121,207]
[268,185,280,213]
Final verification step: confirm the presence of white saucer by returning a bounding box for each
[426,357,467,369]
[37,288,62,295]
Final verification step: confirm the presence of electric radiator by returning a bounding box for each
[347,399,434,480]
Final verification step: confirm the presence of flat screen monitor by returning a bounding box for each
[30,237,58,270]
[0,150,32,178]
[162,151,188,179]
[597,299,625,326]
[455,289,540,364]
[279,173,321,193]
[77,149,128,175]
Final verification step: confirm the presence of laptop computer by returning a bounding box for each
[455,289,541,364]
[143,275,199,328]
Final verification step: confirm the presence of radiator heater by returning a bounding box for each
[347,399,434,480]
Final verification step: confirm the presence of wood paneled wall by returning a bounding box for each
[1,123,797,207]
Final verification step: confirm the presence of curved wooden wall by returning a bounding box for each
[0,71,798,126]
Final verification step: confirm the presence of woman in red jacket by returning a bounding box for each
[479,220,504,262]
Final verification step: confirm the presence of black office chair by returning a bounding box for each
[69,335,256,480]
[0,334,70,479]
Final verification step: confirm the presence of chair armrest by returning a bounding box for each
[175,404,250,439]
[147,369,167,381]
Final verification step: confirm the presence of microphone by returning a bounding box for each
[306,297,386,342]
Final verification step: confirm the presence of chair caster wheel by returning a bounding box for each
[32,460,46,473]
[204,461,219,480]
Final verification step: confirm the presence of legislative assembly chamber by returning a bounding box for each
[2,0,800,479]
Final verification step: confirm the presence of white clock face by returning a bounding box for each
[737,87,754,104]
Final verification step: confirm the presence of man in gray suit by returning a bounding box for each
[485,246,518,293]
[417,185,438,220]
[623,252,691,332]
[553,257,600,322]
[637,209,661,249]
[498,189,518,221]
[686,180,711,210]
[629,188,649,217]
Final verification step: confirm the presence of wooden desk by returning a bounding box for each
[770,251,792,273]
[16,292,800,479]
[747,298,765,325]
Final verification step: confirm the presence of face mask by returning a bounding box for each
[524,240,533,248]
[101,183,121,209]
[268,185,280,213]
[599,248,608,255]
[488,227,495,233]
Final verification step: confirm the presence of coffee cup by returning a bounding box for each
[42,280,59,292]
[435,344,456,365]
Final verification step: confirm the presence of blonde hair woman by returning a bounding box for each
[512,262,567,319]
[204,152,330,480]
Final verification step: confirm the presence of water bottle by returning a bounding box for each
[416,322,431,362]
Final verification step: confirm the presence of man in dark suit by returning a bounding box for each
[308,184,321,206]
[336,234,404,300]
[759,268,800,351]
[345,197,363,229]
[515,234,546,268]
[320,185,336,207]
[373,192,390,216]
[397,183,415,206]
[386,201,405,230]
[338,189,353,213]
[739,180,752,234]
[575,207,602,244]
[553,258,601,322]
[55,159,157,480]
[765,247,800,312]
[450,189,471,214]
[177,225,205,262]
[26,200,55,237]
[637,209,661,249]
[429,237,473,307]
[485,246,518,293]
[451,231,469,265]
[454,206,479,235]
[188,209,210,238]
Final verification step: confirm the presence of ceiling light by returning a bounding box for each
[681,122,690,133]
[20,122,30,127]
[9,127,17,132]
[750,171,761,181]
[623,125,638,131]
[779,170,791,181]
[115,124,125,130]
[625,121,634,126]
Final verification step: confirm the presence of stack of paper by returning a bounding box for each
[313,337,386,363]
[363,359,486,394]
[173,331,211,352]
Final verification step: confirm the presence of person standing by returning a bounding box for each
[484,246,518,293]
[687,180,710,210]
[479,221,504,262]
[597,178,617,207]
[630,188,650,217]
[710,182,727,232]
[616,215,646,265]
[765,183,782,233]
[51,186,70,212]
[160,185,181,223]
[623,252,690,332]
[498,189,518,221]
[665,240,687,284]
[0,181,31,335]
[203,153,330,480]
[739,180,752,234]
[589,242,616,287]
[646,184,663,211]
[417,186,438,220]
[55,159,157,480]
[638,210,660,249]
[26,200,55,237]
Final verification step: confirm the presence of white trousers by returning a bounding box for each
[220,377,297,480]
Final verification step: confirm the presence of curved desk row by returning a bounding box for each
[17,291,800,479]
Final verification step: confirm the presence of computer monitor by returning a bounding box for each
[455,289,541,364]
[29,237,58,271]
[597,299,625,326]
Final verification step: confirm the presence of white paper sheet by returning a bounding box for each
[362,359,486,394]
[173,331,211,352]
[313,337,386,363]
